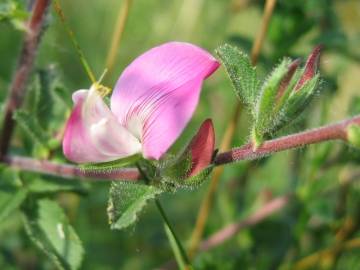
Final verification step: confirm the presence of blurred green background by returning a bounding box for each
[1,0,360,269]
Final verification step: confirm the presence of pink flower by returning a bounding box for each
[63,42,220,163]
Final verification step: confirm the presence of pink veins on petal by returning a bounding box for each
[63,41,220,163]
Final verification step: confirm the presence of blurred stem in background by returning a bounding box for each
[54,0,96,84]
[187,0,277,258]
[50,0,133,150]
[105,0,133,80]
[0,0,51,158]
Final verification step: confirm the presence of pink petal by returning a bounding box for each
[63,87,141,163]
[110,42,220,160]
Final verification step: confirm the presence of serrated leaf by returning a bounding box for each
[108,182,162,230]
[215,44,260,107]
[13,110,51,148]
[23,199,84,270]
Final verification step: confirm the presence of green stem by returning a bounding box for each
[135,162,191,269]
[155,199,192,270]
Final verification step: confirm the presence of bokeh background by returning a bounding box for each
[1,0,360,269]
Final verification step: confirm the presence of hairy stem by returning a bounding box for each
[0,0,51,157]
[136,162,191,270]
[214,115,357,165]
[3,155,140,181]
[2,115,359,182]
[187,0,277,257]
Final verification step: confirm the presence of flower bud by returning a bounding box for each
[186,119,215,177]
[294,45,323,91]
[276,58,301,102]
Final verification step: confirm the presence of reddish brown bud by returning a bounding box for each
[187,119,215,177]
[276,58,301,102]
[294,45,323,91]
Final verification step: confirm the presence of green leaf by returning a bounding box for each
[159,153,213,191]
[0,167,27,222]
[35,69,57,129]
[23,175,89,195]
[80,154,141,173]
[108,182,162,230]
[54,85,73,109]
[0,188,27,222]
[215,44,260,108]
[23,199,84,270]
[0,186,27,223]
[276,74,320,129]
[181,165,214,189]
[13,110,51,149]
[253,58,291,145]
[0,0,28,30]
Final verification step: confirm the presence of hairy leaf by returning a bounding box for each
[23,199,84,270]
[215,44,260,108]
[253,59,291,145]
[108,182,162,230]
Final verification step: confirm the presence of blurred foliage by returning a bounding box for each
[0,0,360,269]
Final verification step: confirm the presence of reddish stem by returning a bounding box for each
[199,194,290,252]
[1,115,360,182]
[4,156,140,181]
[0,0,51,157]
[214,115,360,165]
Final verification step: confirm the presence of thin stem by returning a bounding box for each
[3,155,140,181]
[187,0,277,257]
[199,195,290,252]
[187,104,242,257]
[135,162,191,270]
[159,195,289,270]
[2,115,360,182]
[214,115,358,165]
[292,237,360,270]
[53,0,96,83]
[155,199,192,270]
[0,0,51,158]
[105,0,133,78]
[250,0,277,64]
